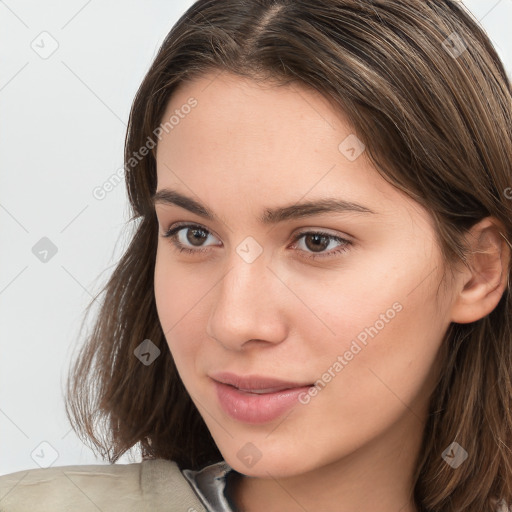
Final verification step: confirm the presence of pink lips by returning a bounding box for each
[210,372,313,424]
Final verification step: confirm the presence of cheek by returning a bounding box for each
[326,311,444,453]
[154,251,206,365]
[321,281,446,433]
[294,243,448,416]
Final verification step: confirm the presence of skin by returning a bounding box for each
[153,70,510,512]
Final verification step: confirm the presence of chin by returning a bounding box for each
[220,443,321,479]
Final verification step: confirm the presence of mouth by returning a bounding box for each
[209,372,314,424]
[210,372,312,391]
[237,387,295,394]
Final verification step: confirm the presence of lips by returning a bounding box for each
[210,372,311,391]
[210,372,314,424]
[238,387,291,394]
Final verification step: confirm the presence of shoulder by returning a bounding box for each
[0,459,207,512]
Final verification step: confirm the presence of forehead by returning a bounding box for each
[154,71,428,226]
[157,71,349,161]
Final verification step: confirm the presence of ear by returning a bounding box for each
[450,217,511,324]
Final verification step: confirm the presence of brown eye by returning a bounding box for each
[161,224,352,260]
[186,227,209,246]
[303,233,330,252]
[292,231,352,260]
[161,223,221,255]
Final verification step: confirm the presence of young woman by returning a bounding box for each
[1,0,511,511]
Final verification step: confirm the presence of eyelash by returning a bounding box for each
[160,223,352,261]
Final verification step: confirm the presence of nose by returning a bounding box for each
[206,250,288,351]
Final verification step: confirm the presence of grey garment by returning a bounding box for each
[182,460,239,512]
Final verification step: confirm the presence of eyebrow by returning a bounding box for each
[152,188,377,224]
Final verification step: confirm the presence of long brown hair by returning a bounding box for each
[65,1,512,510]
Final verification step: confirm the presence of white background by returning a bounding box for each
[1,0,511,476]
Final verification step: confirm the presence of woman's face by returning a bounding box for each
[153,70,456,478]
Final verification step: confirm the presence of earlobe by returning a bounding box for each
[450,217,511,324]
